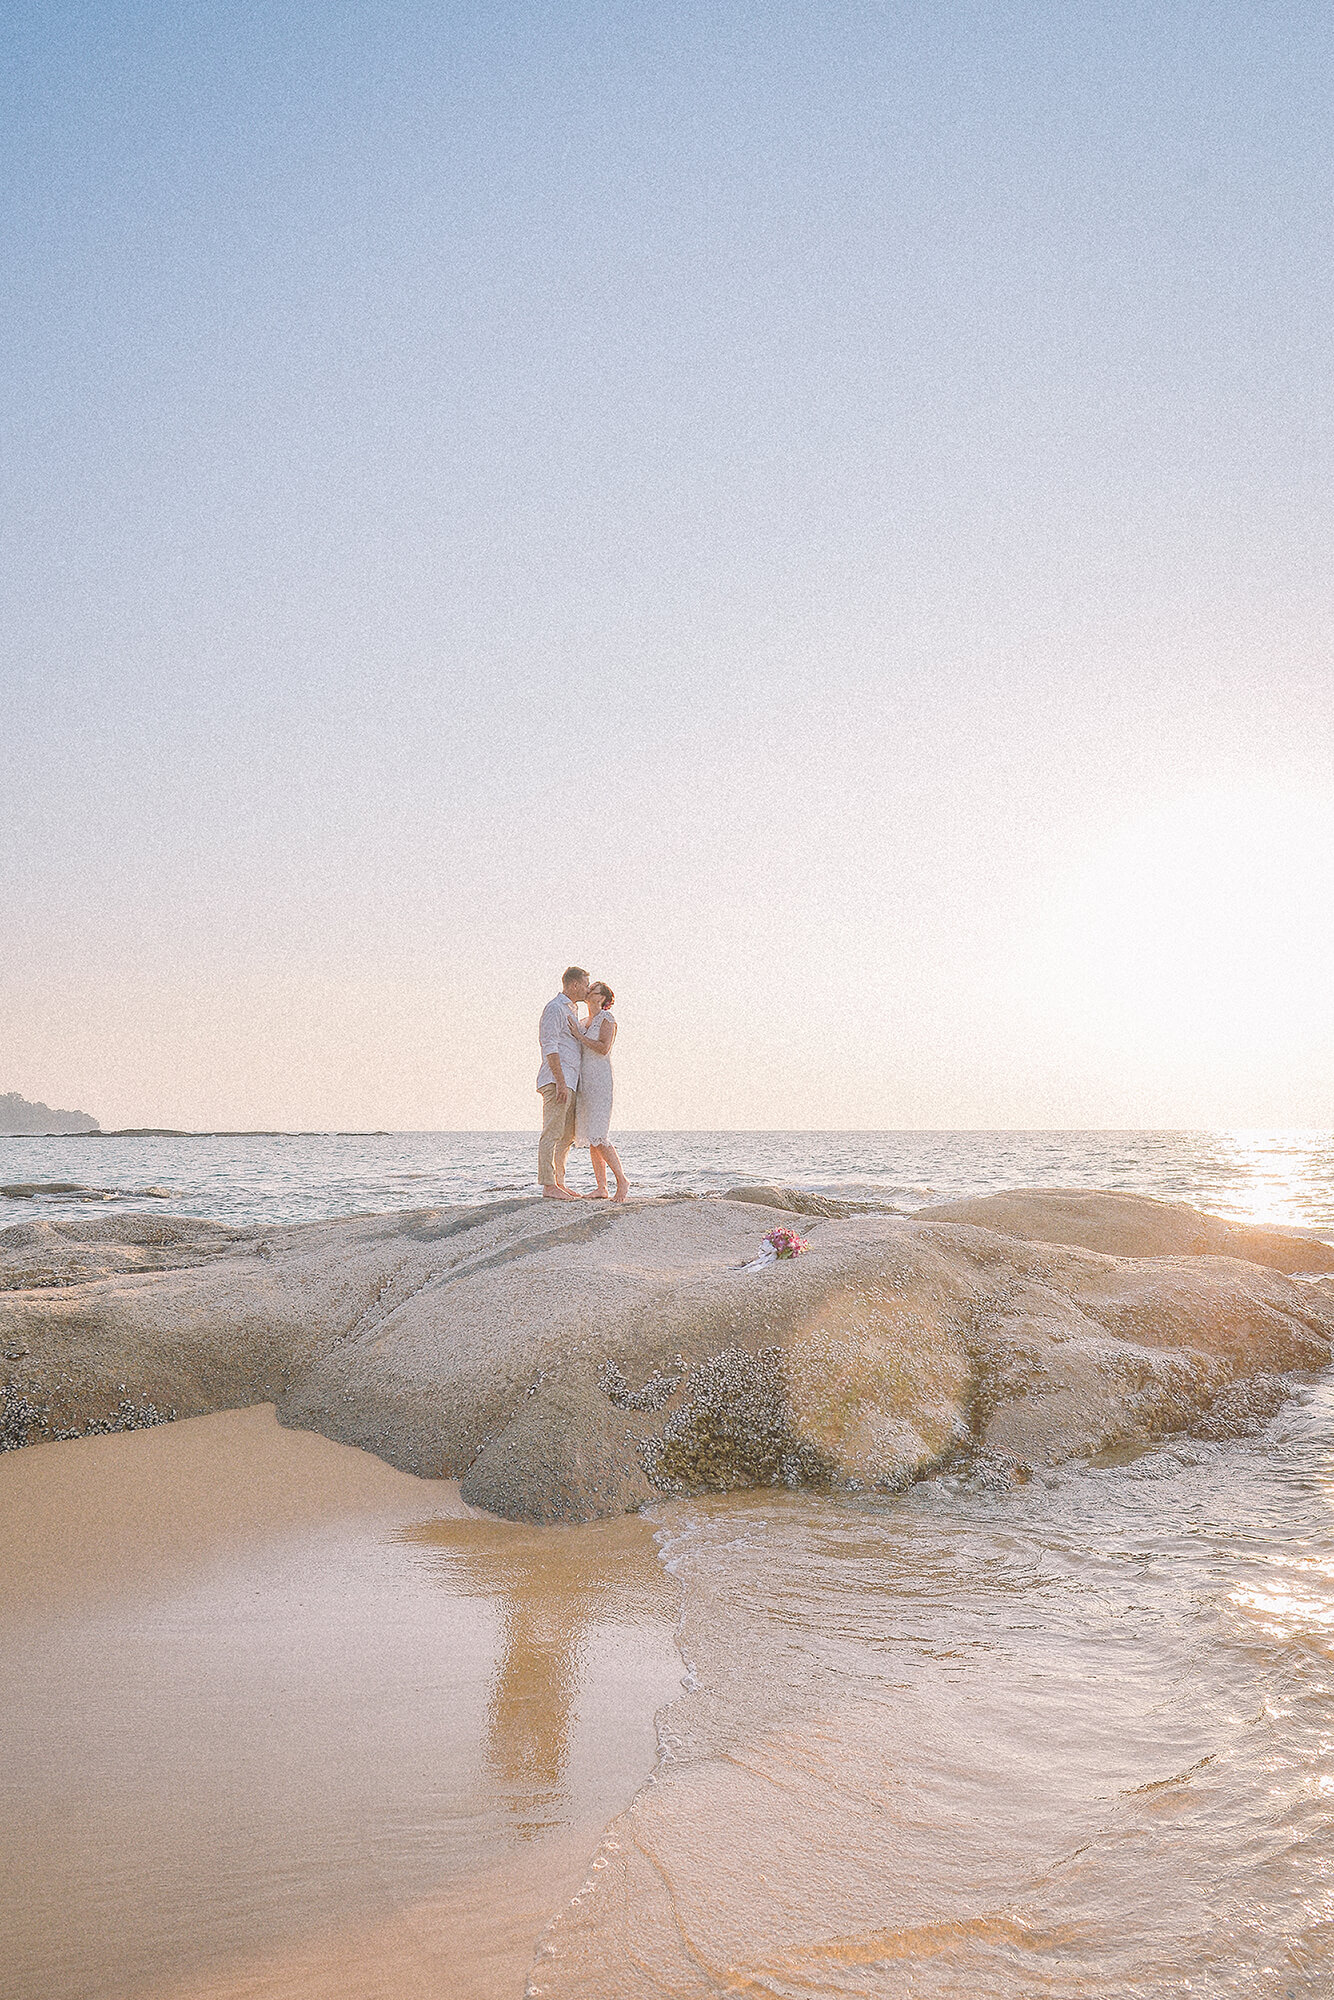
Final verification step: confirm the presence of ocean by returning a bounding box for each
[4,1126,1334,1234]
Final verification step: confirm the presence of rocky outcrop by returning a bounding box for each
[3,1194,1332,1517]
[0,1215,244,1292]
[724,1185,900,1220]
[725,1184,1334,1275]
[913,1187,1334,1273]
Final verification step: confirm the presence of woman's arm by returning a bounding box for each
[572,1017,615,1051]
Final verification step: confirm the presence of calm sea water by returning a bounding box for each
[3,1128,1334,1233]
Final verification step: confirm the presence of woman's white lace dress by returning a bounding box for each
[575,1011,615,1147]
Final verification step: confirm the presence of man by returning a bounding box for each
[537,966,590,1199]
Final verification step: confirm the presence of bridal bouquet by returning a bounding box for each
[743,1226,808,1272]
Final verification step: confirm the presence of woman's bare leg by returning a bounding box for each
[589,1145,610,1196]
[600,1141,629,1202]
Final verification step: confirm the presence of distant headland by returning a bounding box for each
[0,1097,392,1138]
[0,1092,100,1136]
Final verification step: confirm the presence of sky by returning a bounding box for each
[3,1,1332,1131]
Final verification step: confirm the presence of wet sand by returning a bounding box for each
[0,1407,682,2000]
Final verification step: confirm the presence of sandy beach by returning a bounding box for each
[0,1406,680,2000]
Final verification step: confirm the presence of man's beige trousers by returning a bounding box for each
[538,1084,577,1187]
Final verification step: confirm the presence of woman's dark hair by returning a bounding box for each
[590,981,614,1007]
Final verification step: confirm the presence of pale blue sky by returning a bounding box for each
[4,2,1332,1128]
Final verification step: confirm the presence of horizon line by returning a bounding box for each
[4,1126,1329,1140]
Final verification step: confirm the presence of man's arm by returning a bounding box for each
[539,1000,572,1101]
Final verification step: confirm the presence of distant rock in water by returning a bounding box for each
[0,1092,99,1136]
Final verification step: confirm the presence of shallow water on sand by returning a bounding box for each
[0,1409,681,2000]
[534,1382,1334,1998]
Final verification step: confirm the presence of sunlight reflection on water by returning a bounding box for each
[1216,1129,1334,1229]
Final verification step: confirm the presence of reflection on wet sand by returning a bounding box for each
[0,1408,681,2000]
[400,1515,675,1840]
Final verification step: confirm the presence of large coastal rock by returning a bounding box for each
[912,1187,1334,1273]
[726,1183,1334,1274]
[3,1194,1332,1519]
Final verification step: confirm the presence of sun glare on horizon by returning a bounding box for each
[1002,786,1334,1121]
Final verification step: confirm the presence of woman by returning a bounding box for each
[572,982,627,1201]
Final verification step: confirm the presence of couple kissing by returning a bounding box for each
[536,965,627,1202]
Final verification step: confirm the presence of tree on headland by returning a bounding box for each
[0,1092,100,1135]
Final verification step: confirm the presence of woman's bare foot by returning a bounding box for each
[613,1180,629,1204]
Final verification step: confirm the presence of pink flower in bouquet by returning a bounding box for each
[763,1227,807,1260]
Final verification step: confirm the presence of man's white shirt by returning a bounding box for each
[537,994,583,1092]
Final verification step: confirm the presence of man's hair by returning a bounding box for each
[562,965,589,989]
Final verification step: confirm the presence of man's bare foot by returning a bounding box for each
[542,1185,582,1200]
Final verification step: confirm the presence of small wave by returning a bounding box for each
[531,1389,1334,1996]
